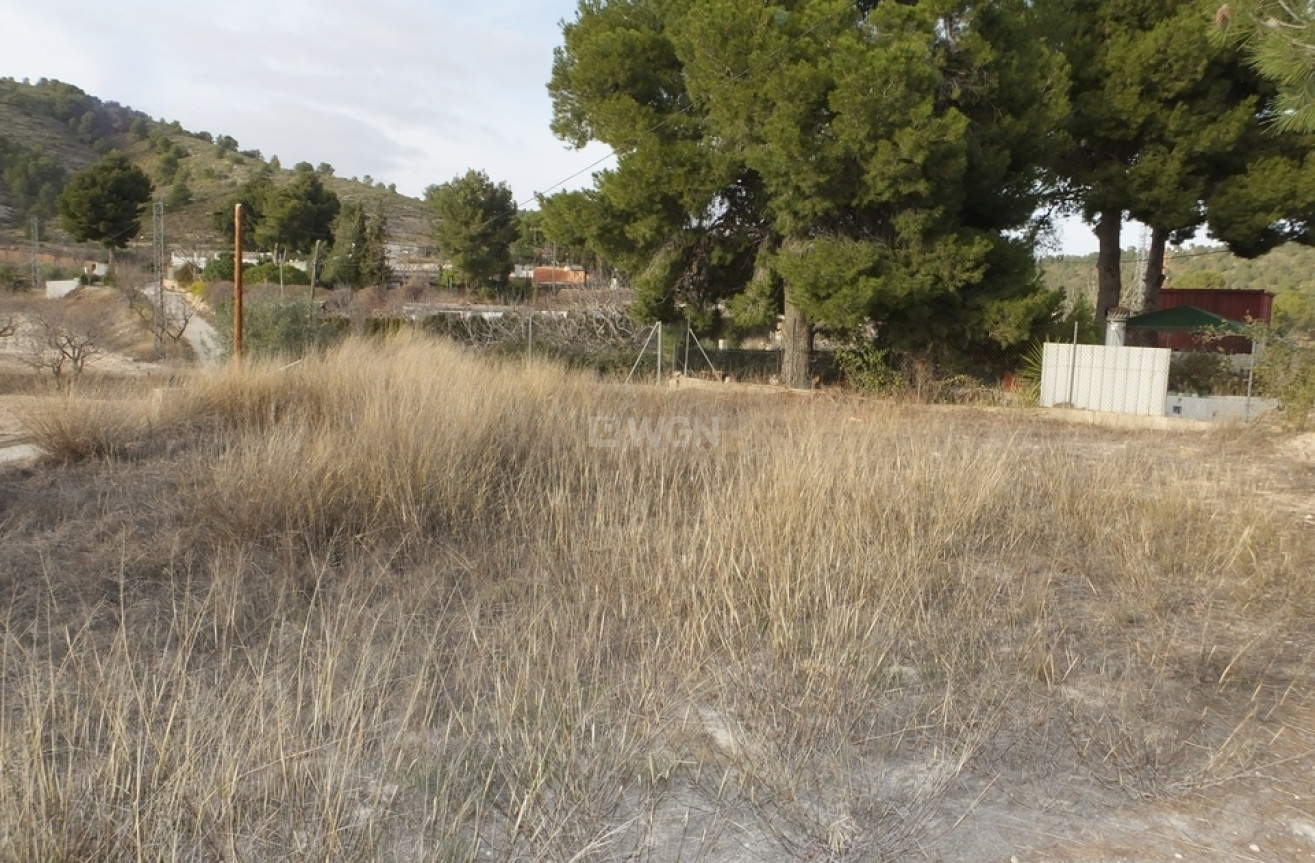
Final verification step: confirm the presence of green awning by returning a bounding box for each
[1124,305,1246,333]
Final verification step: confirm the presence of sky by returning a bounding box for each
[0,0,613,207]
[0,0,1111,254]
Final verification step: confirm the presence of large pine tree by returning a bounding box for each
[56,153,153,266]
[1048,0,1315,322]
[550,0,1067,387]
[425,170,519,292]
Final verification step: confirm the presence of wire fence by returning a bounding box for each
[399,308,1044,401]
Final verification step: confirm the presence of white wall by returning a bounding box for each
[1041,343,1170,417]
[45,279,81,300]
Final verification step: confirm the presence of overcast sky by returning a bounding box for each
[0,0,1109,253]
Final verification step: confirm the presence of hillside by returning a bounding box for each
[0,77,432,253]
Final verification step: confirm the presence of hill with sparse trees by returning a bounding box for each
[0,77,432,255]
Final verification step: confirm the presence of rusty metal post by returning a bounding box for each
[233,203,243,361]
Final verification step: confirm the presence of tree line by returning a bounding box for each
[21,0,1315,387]
[210,161,386,289]
[0,77,154,227]
[517,0,1315,386]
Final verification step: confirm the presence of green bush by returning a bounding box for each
[202,255,238,282]
[165,180,192,208]
[835,343,902,393]
[1169,352,1238,396]
[200,257,309,287]
[212,296,342,360]
[1254,336,1315,430]
[244,262,310,286]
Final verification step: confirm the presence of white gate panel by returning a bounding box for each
[1041,344,1170,416]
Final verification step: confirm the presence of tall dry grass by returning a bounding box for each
[4,333,1314,861]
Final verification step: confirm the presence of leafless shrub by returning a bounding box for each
[113,260,194,357]
[417,306,648,371]
[21,301,106,380]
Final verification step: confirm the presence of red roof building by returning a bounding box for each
[1149,288,1273,353]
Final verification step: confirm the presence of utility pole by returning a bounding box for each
[310,239,321,289]
[29,217,39,290]
[153,201,165,359]
[234,204,244,361]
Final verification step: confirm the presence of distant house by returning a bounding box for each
[1145,288,1273,354]
[532,265,586,289]
[1159,287,1272,323]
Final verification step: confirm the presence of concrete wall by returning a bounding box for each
[1165,394,1278,423]
[45,279,81,299]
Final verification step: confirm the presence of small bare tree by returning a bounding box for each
[22,302,107,381]
[114,260,194,358]
[159,291,196,345]
[0,291,24,339]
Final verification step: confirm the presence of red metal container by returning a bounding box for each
[1153,288,1273,353]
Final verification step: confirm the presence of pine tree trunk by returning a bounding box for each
[781,297,813,390]
[1141,226,1168,313]
[1094,209,1123,328]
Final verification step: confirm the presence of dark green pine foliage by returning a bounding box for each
[1048,0,1315,319]
[56,152,153,255]
[358,206,393,290]
[253,165,340,257]
[0,138,66,223]
[425,170,519,291]
[213,169,275,251]
[550,0,1068,386]
[325,200,367,288]
[1217,0,1315,133]
[329,201,393,289]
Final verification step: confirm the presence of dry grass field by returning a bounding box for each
[1,333,1314,862]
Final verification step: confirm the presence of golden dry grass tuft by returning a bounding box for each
[3,333,1314,861]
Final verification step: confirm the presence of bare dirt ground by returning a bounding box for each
[2,335,1315,861]
[910,414,1315,862]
